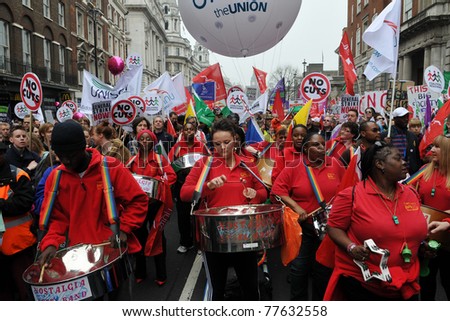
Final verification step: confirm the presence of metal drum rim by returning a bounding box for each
[23,243,128,286]
[193,204,284,217]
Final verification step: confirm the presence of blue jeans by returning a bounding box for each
[289,222,322,300]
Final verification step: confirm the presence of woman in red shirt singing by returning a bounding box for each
[127,129,176,285]
[271,133,344,300]
[180,119,267,301]
[325,141,428,300]
[169,120,209,254]
[416,134,450,300]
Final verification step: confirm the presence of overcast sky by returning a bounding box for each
[181,0,347,87]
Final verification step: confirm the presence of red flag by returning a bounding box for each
[419,99,450,158]
[166,116,177,137]
[193,63,226,101]
[272,89,284,119]
[339,31,357,96]
[253,67,268,94]
[337,148,362,193]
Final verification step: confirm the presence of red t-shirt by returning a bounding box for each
[271,147,302,185]
[168,139,209,162]
[417,169,450,212]
[325,179,428,299]
[180,154,267,208]
[270,157,344,215]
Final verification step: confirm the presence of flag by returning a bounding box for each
[245,117,265,145]
[419,99,450,158]
[154,140,169,162]
[193,63,227,102]
[363,0,401,81]
[184,97,196,124]
[339,31,358,96]
[143,72,184,114]
[171,72,187,115]
[193,81,216,101]
[337,147,362,192]
[269,78,286,106]
[424,95,432,128]
[293,99,312,126]
[249,90,269,115]
[221,105,232,118]
[166,116,177,137]
[272,89,284,118]
[193,92,215,127]
[253,67,268,94]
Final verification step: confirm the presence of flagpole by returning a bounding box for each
[387,77,397,137]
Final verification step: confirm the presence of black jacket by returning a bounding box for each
[4,145,41,178]
[154,130,174,155]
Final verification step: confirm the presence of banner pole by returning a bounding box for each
[387,78,397,137]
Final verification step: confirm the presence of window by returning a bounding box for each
[356,0,361,14]
[22,30,32,69]
[107,5,112,20]
[59,46,65,83]
[97,25,102,48]
[22,0,31,7]
[108,33,113,53]
[404,0,413,21]
[0,21,10,71]
[165,21,169,30]
[44,39,52,80]
[176,47,180,56]
[355,27,361,57]
[164,6,169,14]
[77,10,84,36]
[43,0,51,19]
[351,5,354,24]
[174,19,178,32]
[88,18,94,42]
[362,19,369,52]
[364,0,369,6]
[58,2,65,27]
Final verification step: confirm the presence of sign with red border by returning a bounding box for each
[300,72,331,103]
[129,96,146,117]
[111,99,136,126]
[61,100,78,114]
[20,72,43,111]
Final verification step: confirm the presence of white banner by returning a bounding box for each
[80,65,143,115]
[143,72,184,115]
[361,90,388,116]
[407,85,440,121]
[248,90,269,115]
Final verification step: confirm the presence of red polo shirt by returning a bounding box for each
[168,139,209,162]
[270,157,344,215]
[180,154,268,208]
[271,147,302,185]
[417,169,450,212]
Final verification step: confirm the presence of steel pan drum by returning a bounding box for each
[23,243,130,301]
[132,174,162,201]
[171,153,204,173]
[193,204,284,253]
[421,205,450,251]
[256,158,274,187]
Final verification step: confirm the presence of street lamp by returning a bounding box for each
[302,59,307,78]
[88,7,102,77]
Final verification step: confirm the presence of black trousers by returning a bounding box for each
[420,249,450,300]
[204,251,260,301]
[176,200,194,248]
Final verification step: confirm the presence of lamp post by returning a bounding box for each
[88,7,102,77]
[302,59,307,78]
[293,72,297,100]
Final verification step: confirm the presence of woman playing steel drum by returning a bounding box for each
[127,129,176,285]
[325,141,428,300]
[412,134,450,300]
[271,133,344,300]
[180,119,267,301]
[168,119,209,254]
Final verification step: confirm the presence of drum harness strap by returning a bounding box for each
[37,157,123,258]
[190,156,213,215]
[258,142,273,158]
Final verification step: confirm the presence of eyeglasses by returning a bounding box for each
[376,117,384,121]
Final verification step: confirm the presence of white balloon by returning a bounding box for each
[179,0,302,58]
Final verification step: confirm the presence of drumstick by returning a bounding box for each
[38,264,47,283]
[92,241,112,248]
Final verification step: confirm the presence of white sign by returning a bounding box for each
[300,73,331,103]
[424,65,445,93]
[14,102,28,119]
[227,90,251,124]
[61,100,78,114]
[361,90,388,116]
[126,53,143,69]
[111,99,136,126]
[143,92,163,115]
[129,96,146,117]
[56,106,74,123]
[407,85,440,121]
[31,276,92,301]
[20,72,43,111]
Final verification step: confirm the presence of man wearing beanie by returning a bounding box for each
[37,120,148,299]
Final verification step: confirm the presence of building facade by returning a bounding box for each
[346,0,450,93]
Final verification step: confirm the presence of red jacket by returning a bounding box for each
[128,151,177,186]
[180,153,267,208]
[39,149,148,253]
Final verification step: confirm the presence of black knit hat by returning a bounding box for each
[51,120,86,153]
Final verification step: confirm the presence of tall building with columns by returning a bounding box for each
[346,0,450,92]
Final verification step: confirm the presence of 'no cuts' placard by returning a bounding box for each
[20,72,43,111]
[61,100,78,114]
[300,72,331,103]
[111,99,137,126]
